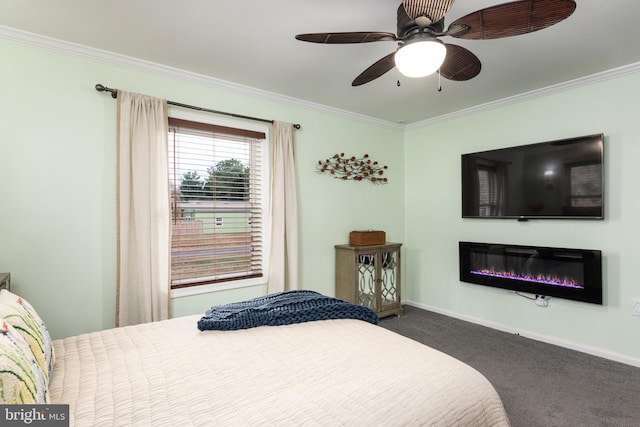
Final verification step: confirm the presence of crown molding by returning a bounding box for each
[2,25,638,133]
[406,61,640,131]
[0,25,403,131]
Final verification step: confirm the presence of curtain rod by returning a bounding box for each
[95,84,301,130]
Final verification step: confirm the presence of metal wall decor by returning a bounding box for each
[316,153,388,184]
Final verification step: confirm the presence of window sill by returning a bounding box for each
[170,277,267,299]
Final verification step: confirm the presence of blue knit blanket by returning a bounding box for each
[197,290,378,331]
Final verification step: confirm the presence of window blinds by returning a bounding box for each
[168,118,266,288]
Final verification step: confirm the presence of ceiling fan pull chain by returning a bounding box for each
[437,70,442,92]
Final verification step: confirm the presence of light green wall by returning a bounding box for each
[404,72,640,363]
[2,35,638,366]
[0,39,404,338]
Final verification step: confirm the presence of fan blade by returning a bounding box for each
[295,32,397,44]
[439,44,481,81]
[402,0,456,23]
[450,0,576,40]
[352,52,397,86]
[397,4,412,34]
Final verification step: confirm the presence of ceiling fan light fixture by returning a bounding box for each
[394,38,446,78]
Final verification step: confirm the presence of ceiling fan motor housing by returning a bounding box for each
[397,4,445,39]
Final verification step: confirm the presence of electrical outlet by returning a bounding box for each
[632,299,640,317]
[535,295,549,307]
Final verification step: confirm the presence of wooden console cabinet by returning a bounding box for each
[335,243,403,317]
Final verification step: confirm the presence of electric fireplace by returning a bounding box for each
[459,242,602,304]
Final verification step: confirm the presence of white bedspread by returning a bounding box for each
[49,316,509,426]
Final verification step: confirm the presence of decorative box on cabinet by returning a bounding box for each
[335,243,403,317]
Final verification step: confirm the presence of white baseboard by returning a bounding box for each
[403,300,640,368]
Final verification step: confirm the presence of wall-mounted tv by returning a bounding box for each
[461,133,604,220]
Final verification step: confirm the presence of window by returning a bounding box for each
[168,115,268,290]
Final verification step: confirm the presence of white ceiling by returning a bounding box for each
[2,0,640,125]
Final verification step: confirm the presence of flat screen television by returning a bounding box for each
[461,133,604,219]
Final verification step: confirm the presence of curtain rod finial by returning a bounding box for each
[95,83,117,98]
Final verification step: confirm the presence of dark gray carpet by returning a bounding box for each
[378,305,640,427]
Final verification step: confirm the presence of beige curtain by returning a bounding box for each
[116,91,171,327]
[267,121,299,293]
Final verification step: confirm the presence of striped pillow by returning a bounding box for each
[0,290,54,382]
[0,320,48,403]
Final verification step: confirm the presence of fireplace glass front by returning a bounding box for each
[459,242,602,304]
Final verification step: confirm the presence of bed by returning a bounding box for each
[1,290,510,426]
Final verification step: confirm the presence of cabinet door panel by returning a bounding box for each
[357,252,378,311]
[379,250,400,312]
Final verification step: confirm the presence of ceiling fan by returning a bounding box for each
[295,0,576,86]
